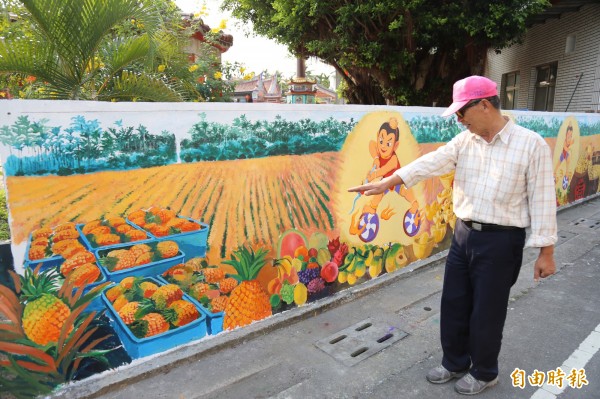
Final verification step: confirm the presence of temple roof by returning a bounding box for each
[181,13,233,53]
[234,75,281,97]
[288,76,317,84]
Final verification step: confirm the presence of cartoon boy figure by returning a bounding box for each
[350,118,420,240]
[554,123,574,188]
[362,117,419,215]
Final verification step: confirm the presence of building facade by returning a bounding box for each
[485,1,599,113]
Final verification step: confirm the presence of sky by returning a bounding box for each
[174,0,336,79]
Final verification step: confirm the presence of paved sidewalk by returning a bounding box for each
[53,194,600,399]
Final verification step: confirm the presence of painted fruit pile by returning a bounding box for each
[98,241,180,272]
[27,222,81,260]
[80,217,148,248]
[266,230,412,310]
[161,257,238,314]
[127,206,203,237]
[104,276,201,338]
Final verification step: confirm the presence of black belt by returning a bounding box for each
[461,219,524,232]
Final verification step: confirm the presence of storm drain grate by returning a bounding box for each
[556,230,578,246]
[315,318,408,366]
[570,218,600,229]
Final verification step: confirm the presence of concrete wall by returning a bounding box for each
[0,101,599,390]
[486,3,600,113]
[1,101,599,272]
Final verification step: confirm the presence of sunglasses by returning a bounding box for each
[456,99,483,118]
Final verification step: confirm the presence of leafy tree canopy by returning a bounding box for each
[0,0,245,102]
[221,0,550,105]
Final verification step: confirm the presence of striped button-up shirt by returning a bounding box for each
[396,118,557,248]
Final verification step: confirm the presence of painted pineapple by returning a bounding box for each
[52,239,82,256]
[128,209,146,220]
[184,257,208,272]
[164,300,199,327]
[130,244,152,258]
[118,301,140,325]
[95,233,121,246]
[28,245,47,261]
[116,223,133,234]
[156,241,179,258]
[32,227,53,239]
[105,284,125,302]
[130,313,169,338]
[188,282,210,301]
[222,245,272,330]
[211,295,228,313]
[126,229,147,241]
[66,263,101,286]
[151,284,183,309]
[20,268,73,346]
[60,250,96,276]
[100,250,136,271]
[219,277,238,294]
[105,216,126,227]
[60,243,87,259]
[202,267,225,284]
[82,220,102,235]
[52,228,79,242]
[140,281,159,298]
[134,251,152,266]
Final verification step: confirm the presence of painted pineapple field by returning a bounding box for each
[1,100,600,398]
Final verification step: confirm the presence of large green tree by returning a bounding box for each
[0,0,186,101]
[222,0,550,105]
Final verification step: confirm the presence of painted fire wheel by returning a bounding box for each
[403,209,421,237]
[562,175,569,190]
[358,212,379,243]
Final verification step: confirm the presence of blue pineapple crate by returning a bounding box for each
[156,275,223,335]
[101,277,207,359]
[127,215,209,259]
[24,233,86,272]
[75,222,153,251]
[95,245,185,283]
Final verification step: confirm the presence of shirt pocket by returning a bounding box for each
[490,162,527,201]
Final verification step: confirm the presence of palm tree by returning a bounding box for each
[0,0,183,101]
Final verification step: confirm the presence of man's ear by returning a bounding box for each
[393,140,400,152]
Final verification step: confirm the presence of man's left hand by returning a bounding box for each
[534,247,556,282]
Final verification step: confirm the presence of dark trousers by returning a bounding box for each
[440,219,525,382]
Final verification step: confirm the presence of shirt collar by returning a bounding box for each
[469,117,513,144]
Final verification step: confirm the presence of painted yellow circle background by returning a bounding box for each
[335,111,426,247]
[553,116,580,193]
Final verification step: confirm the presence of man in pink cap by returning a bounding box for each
[349,75,557,395]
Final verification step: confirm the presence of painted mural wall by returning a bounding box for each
[0,100,599,397]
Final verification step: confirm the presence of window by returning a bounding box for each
[502,72,520,110]
[533,62,557,111]
[565,34,576,54]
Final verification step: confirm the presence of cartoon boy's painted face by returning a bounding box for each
[565,127,574,148]
[377,128,399,159]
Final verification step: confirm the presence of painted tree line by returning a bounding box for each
[0,116,177,176]
[179,114,357,162]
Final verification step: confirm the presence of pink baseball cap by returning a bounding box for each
[441,75,498,117]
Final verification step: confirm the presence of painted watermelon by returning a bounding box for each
[277,229,308,258]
